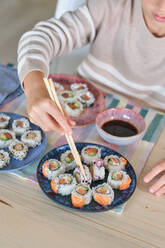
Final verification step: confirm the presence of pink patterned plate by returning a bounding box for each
[96,108,146,145]
[48,74,105,127]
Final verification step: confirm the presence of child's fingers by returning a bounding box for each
[144,160,165,183]
[155,185,165,196]
[148,174,165,194]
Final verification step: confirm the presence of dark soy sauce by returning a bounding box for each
[101,120,138,137]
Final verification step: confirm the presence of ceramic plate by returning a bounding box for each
[0,112,46,172]
[37,143,136,212]
[48,74,105,127]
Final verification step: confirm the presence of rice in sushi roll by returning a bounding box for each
[81,145,101,165]
[60,150,76,171]
[42,159,65,180]
[93,183,114,206]
[21,130,42,147]
[77,91,95,107]
[104,155,126,172]
[0,129,15,148]
[64,100,83,117]
[73,164,92,185]
[0,113,10,128]
[107,170,132,190]
[70,83,88,94]
[53,81,64,93]
[51,173,76,196]
[90,159,105,181]
[12,118,30,135]
[71,184,92,208]
[0,149,10,168]
[9,139,28,160]
[59,90,77,104]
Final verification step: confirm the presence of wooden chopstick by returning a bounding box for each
[43,77,87,181]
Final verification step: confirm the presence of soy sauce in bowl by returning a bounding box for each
[101,120,138,137]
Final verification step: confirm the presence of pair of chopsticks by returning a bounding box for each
[43,77,87,181]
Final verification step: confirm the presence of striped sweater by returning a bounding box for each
[17,0,165,110]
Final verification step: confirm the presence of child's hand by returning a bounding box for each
[23,71,75,135]
[144,159,165,196]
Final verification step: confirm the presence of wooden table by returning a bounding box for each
[0,94,165,248]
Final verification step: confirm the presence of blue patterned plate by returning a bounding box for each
[0,112,46,172]
[37,143,136,212]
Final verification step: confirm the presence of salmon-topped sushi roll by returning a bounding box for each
[107,171,131,190]
[104,155,126,172]
[42,159,65,180]
[64,100,83,117]
[53,81,64,93]
[12,118,30,135]
[0,114,10,129]
[93,183,114,206]
[70,83,88,94]
[59,90,77,104]
[73,164,92,185]
[9,139,28,160]
[77,91,95,107]
[60,150,76,171]
[81,145,101,165]
[51,174,76,196]
[0,129,15,148]
[90,159,105,181]
[71,184,92,208]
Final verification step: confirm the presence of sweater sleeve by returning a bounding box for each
[17,0,106,84]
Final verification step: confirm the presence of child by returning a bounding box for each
[17,0,165,195]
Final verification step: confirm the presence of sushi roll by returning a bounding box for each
[9,139,28,160]
[90,159,105,181]
[73,164,92,185]
[104,155,126,172]
[59,90,77,104]
[0,149,10,168]
[0,129,15,148]
[64,100,83,117]
[81,145,101,165]
[77,91,95,107]
[71,184,92,208]
[107,170,132,190]
[21,130,42,147]
[42,159,65,180]
[70,83,88,94]
[51,173,76,196]
[93,183,114,206]
[60,150,76,171]
[12,118,30,135]
[0,113,10,128]
[53,81,64,93]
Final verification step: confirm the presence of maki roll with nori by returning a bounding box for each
[64,100,83,117]
[104,155,126,172]
[73,164,92,185]
[9,139,28,160]
[12,118,30,135]
[0,149,10,168]
[107,171,131,190]
[42,159,65,180]
[90,159,105,181]
[0,113,10,128]
[93,183,114,206]
[0,129,15,148]
[59,90,77,104]
[21,130,42,147]
[70,83,88,94]
[81,145,101,165]
[71,184,92,208]
[53,81,64,93]
[51,173,76,196]
[60,150,76,171]
[77,91,95,107]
